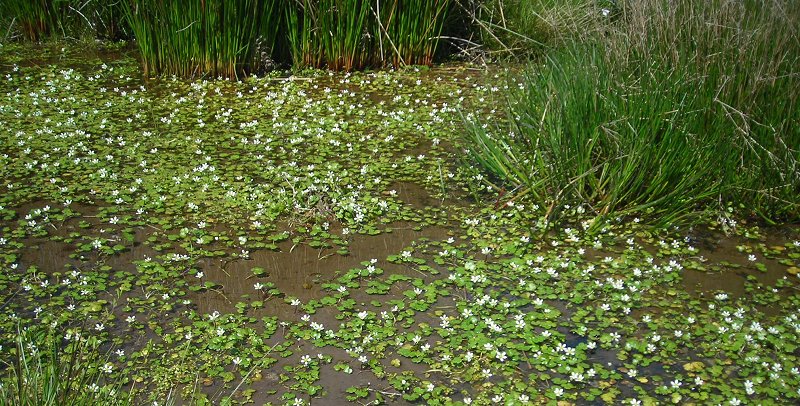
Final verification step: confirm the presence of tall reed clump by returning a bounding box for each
[377,0,453,66]
[1,0,53,41]
[285,0,453,70]
[286,0,371,71]
[0,0,127,41]
[464,0,800,227]
[122,0,281,79]
[0,325,129,405]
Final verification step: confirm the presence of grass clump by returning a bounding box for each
[122,0,281,78]
[377,0,452,66]
[3,0,456,75]
[458,0,612,59]
[0,0,127,41]
[464,0,800,227]
[286,0,453,70]
[0,325,127,405]
[286,0,372,71]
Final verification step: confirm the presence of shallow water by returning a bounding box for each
[193,224,451,317]
[2,43,799,404]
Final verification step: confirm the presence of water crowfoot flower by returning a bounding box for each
[495,350,507,362]
[744,380,755,395]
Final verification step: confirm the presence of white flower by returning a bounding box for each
[744,380,754,395]
[495,351,507,362]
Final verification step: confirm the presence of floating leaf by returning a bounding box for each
[683,361,704,372]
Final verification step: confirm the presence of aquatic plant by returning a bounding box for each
[286,0,454,70]
[0,0,126,41]
[0,325,128,406]
[1,40,798,405]
[285,0,320,69]
[377,0,453,66]
[1,0,53,41]
[463,0,800,226]
[285,0,371,71]
[122,0,281,78]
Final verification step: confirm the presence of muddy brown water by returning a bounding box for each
[5,197,799,403]
[390,181,446,211]
[680,229,799,308]
[192,224,453,318]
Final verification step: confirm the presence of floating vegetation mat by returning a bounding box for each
[0,43,799,405]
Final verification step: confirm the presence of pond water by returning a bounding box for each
[1,42,799,405]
